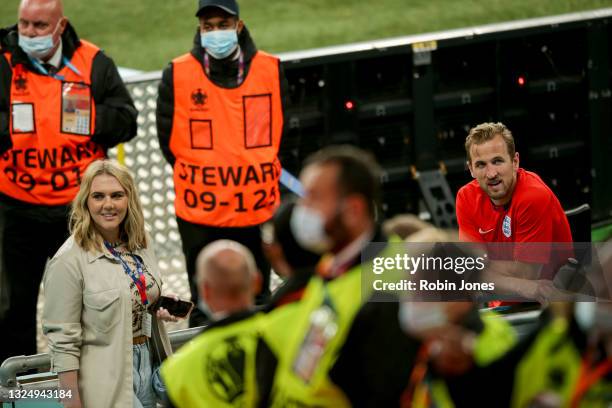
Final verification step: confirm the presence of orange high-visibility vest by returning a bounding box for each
[1,40,105,205]
[170,51,283,227]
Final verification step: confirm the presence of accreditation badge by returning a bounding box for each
[142,312,152,338]
[292,304,338,383]
[61,82,92,135]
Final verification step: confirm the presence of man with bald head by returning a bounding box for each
[161,240,263,407]
[195,239,260,320]
[0,0,137,361]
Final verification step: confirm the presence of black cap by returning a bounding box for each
[196,0,239,17]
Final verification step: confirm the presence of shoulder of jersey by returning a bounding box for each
[458,180,482,199]
[515,170,553,203]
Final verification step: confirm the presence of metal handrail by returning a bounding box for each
[0,354,51,388]
[564,203,590,218]
[0,325,205,388]
[0,309,543,388]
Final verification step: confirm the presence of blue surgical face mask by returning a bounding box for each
[200,29,238,60]
[18,21,62,59]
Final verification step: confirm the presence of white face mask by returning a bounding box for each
[574,302,612,333]
[398,302,448,336]
[575,302,596,331]
[197,299,227,322]
[18,20,62,59]
[290,204,332,254]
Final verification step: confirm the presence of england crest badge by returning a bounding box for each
[502,215,512,238]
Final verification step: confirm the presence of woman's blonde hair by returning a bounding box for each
[70,160,147,253]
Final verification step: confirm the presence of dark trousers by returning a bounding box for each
[176,217,270,327]
[0,207,69,363]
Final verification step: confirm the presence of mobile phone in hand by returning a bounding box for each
[156,296,194,318]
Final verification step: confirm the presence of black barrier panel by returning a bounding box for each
[279,11,612,226]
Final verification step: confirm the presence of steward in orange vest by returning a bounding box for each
[0,8,137,362]
[156,0,288,324]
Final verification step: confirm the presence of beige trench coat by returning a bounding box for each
[42,236,172,408]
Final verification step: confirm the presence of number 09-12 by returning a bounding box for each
[184,186,277,212]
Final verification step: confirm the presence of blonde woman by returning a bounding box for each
[42,160,176,408]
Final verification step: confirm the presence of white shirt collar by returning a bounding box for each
[38,39,63,68]
[231,45,241,61]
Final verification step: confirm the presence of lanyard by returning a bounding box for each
[401,344,431,408]
[28,55,82,81]
[570,350,612,408]
[104,242,148,306]
[280,168,304,197]
[321,283,336,313]
[203,49,244,85]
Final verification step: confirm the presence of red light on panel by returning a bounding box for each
[517,76,526,87]
[345,100,355,111]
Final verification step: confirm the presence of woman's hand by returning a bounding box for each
[58,370,82,408]
[156,306,179,322]
[156,293,183,322]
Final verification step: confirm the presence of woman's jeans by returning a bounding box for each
[133,342,156,408]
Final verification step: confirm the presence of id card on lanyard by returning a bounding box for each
[292,285,338,384]
[29,55,92,136]
[61,82,91,135]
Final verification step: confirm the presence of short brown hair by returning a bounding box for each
[465,122,515,163]
[303,145,381,218]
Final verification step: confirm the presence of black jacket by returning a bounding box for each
[155,25,290,167]
[0,22,137,217]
